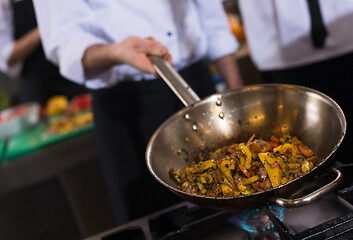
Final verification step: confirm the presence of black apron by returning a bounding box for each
[90,60,216,224]
[10,0,87,105]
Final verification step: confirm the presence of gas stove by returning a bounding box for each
[85,163,353,240]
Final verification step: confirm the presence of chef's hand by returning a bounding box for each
[82,36,172,77]
[117,36,173,74]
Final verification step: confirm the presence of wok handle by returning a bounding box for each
[148,55,200,106]
[274,167,342,208]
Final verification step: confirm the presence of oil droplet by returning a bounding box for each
[184,114,190,120]
[192,122,199,131]
[216,97,222,106]
[219,112,224,119]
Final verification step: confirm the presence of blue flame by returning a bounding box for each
[228,205,285,235]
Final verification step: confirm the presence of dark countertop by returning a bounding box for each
[0,130,116,239]
[0,130,97,196]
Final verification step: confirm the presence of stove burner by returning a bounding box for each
[229,205,285,235]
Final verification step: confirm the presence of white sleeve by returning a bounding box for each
[0,0,22,77]
[33,0,108,84]
[195,0,239,61]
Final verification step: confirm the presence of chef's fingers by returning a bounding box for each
[117,36,172,75]
[145,37,173,66]
[164,52,173,66]
[139,37,171,62]
[138,37,173,75]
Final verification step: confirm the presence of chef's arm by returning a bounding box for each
[194,0,243,89]
[214,54,243,89]
[7,27,41,66]
[82,36,172,77]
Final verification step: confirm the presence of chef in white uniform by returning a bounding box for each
[33,0,243,224]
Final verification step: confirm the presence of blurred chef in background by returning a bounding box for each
[239,0,352,164]
[33,0,243,224]
[0,0,86,105]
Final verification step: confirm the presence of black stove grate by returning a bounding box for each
[336,163,353,204]
[149,205,220,239]
[293,211,353,240]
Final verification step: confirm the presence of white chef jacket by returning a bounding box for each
[0,0,23,77]
[239,0,353,70]
[32,0,239,89]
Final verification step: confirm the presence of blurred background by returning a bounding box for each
[1,0,352,239]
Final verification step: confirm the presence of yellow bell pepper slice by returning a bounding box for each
[219,160,234,184]
[258,152,282,188]
[181,182,189,191]
[241,175,260,185]
[220,183,234,197]
[239,143,252,169]
[273,143,297,160]
[237,183,252,195]
[185,166,199,174]
[200,173,213,184]
[287,163,301,169]
[301,160,311,173]
[198,160,216,171]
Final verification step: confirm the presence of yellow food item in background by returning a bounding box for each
[46,95,68,116]
[72,112,93,126]
[228,14,246,43]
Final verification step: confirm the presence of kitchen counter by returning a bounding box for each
[0,130,116,240]
[0,130,97,195]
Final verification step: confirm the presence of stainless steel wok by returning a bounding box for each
[146,56,346,210]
